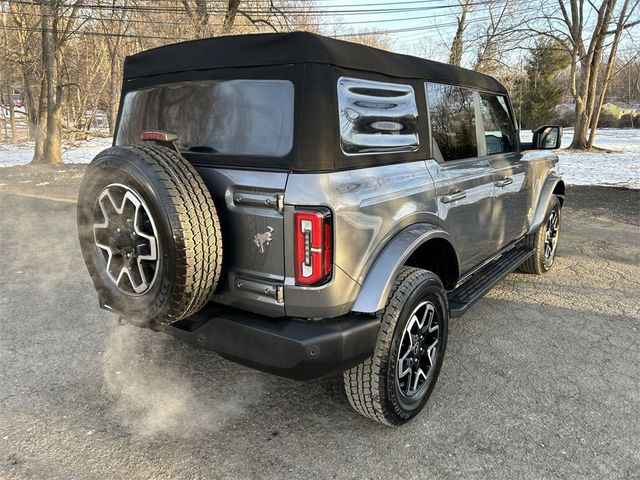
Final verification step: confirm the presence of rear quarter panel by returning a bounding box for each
[283,160,439,317]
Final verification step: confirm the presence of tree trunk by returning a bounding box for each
[21,69,36,141]
[223,0,241,33]
[6,86,17,143]
[194,0,209,36]
[107,44,119,136]
[31,77,48,164]
[449,2,469,66]
[44,98,63,165]
[570,58,594,149]
[560,0,616,150]
[587,0,632,149]
[570,106,590,149]
[41,2,63,165]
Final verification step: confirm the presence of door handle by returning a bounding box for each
[441,189,467,203]
[495,177,513,187]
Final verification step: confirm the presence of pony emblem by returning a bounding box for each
[253,226,274,254]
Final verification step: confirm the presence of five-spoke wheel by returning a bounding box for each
[396,301,439,397]
[544,207,560,265]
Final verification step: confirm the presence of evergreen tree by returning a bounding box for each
[514,40,570,130]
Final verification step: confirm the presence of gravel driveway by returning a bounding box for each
[0,186,638,480]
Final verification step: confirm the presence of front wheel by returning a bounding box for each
[343,267,448,426]
[519,196,561,274]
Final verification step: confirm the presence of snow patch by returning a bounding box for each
[523,128,639,189]
[0,136,112,168]
[559,129,639,189]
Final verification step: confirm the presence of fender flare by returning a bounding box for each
[530,174,564,233]
[351,223,458,314]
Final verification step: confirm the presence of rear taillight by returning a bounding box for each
[294,208,332,285]
[140,130,178,142]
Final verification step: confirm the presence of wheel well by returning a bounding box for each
[404,238,459,290]
[553,180,565,206]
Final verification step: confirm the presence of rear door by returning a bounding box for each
[424,83,495,275]
[477,92,529,248]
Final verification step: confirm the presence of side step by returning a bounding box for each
[447,247,533,318]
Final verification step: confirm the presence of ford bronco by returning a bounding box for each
[77,32,564,426]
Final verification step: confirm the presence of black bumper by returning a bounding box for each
[162,305,380,380]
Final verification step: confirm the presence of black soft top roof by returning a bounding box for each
[123,31,507,94]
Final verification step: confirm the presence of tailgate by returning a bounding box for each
[196,167,288,316]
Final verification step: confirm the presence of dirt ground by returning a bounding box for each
[0,166,639,479]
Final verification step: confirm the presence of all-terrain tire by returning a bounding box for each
[77,144,222,327]
[519,196,561,274]
[343,267,448,426]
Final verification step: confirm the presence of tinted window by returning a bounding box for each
[479,93,517,154]
[116,80,294,157]
[427,83,477,161]
[338,77,419,155]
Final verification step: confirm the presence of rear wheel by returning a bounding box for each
[343,267,448,426]
[77,144,222,327]
[519,196,561,274]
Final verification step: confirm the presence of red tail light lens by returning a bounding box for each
[294,208,332,285]
[140,130,178,142]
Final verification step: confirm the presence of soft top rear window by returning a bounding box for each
[116,79,294,157]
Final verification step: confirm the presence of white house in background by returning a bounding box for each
[555,102,639,119]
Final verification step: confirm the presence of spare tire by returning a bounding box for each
[77,144,222,328]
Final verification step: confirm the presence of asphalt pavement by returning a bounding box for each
[0,186,638,480]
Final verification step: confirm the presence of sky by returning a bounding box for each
[315,0,640,65]
[315,0,498,61]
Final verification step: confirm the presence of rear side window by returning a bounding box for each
[116,79,294,157]
[337,77,419,155]
[479,93,517,154]
[426,83,477,161]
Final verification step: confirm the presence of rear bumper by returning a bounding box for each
[162,304,380,380]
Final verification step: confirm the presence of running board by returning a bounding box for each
[448,247,533,318]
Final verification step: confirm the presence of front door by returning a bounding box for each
[477,92,529,249]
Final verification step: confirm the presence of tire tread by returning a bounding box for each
[343,267,441,426]
[519,196,561,275]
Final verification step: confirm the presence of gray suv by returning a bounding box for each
[77,32,564,426]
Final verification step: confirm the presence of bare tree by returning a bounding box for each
[587,0,639,147]
[222,0,242,32]
[449,0,472,66]
[182,0,210,37]
[529,0,640,149]
[608,54,640,102]
[40,0,86,165]
[8,3,43,148]
[1,3,18,143]
[95,0,132,135]
[472,1,524,75]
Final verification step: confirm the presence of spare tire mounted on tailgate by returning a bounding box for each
[77,144,222,328]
